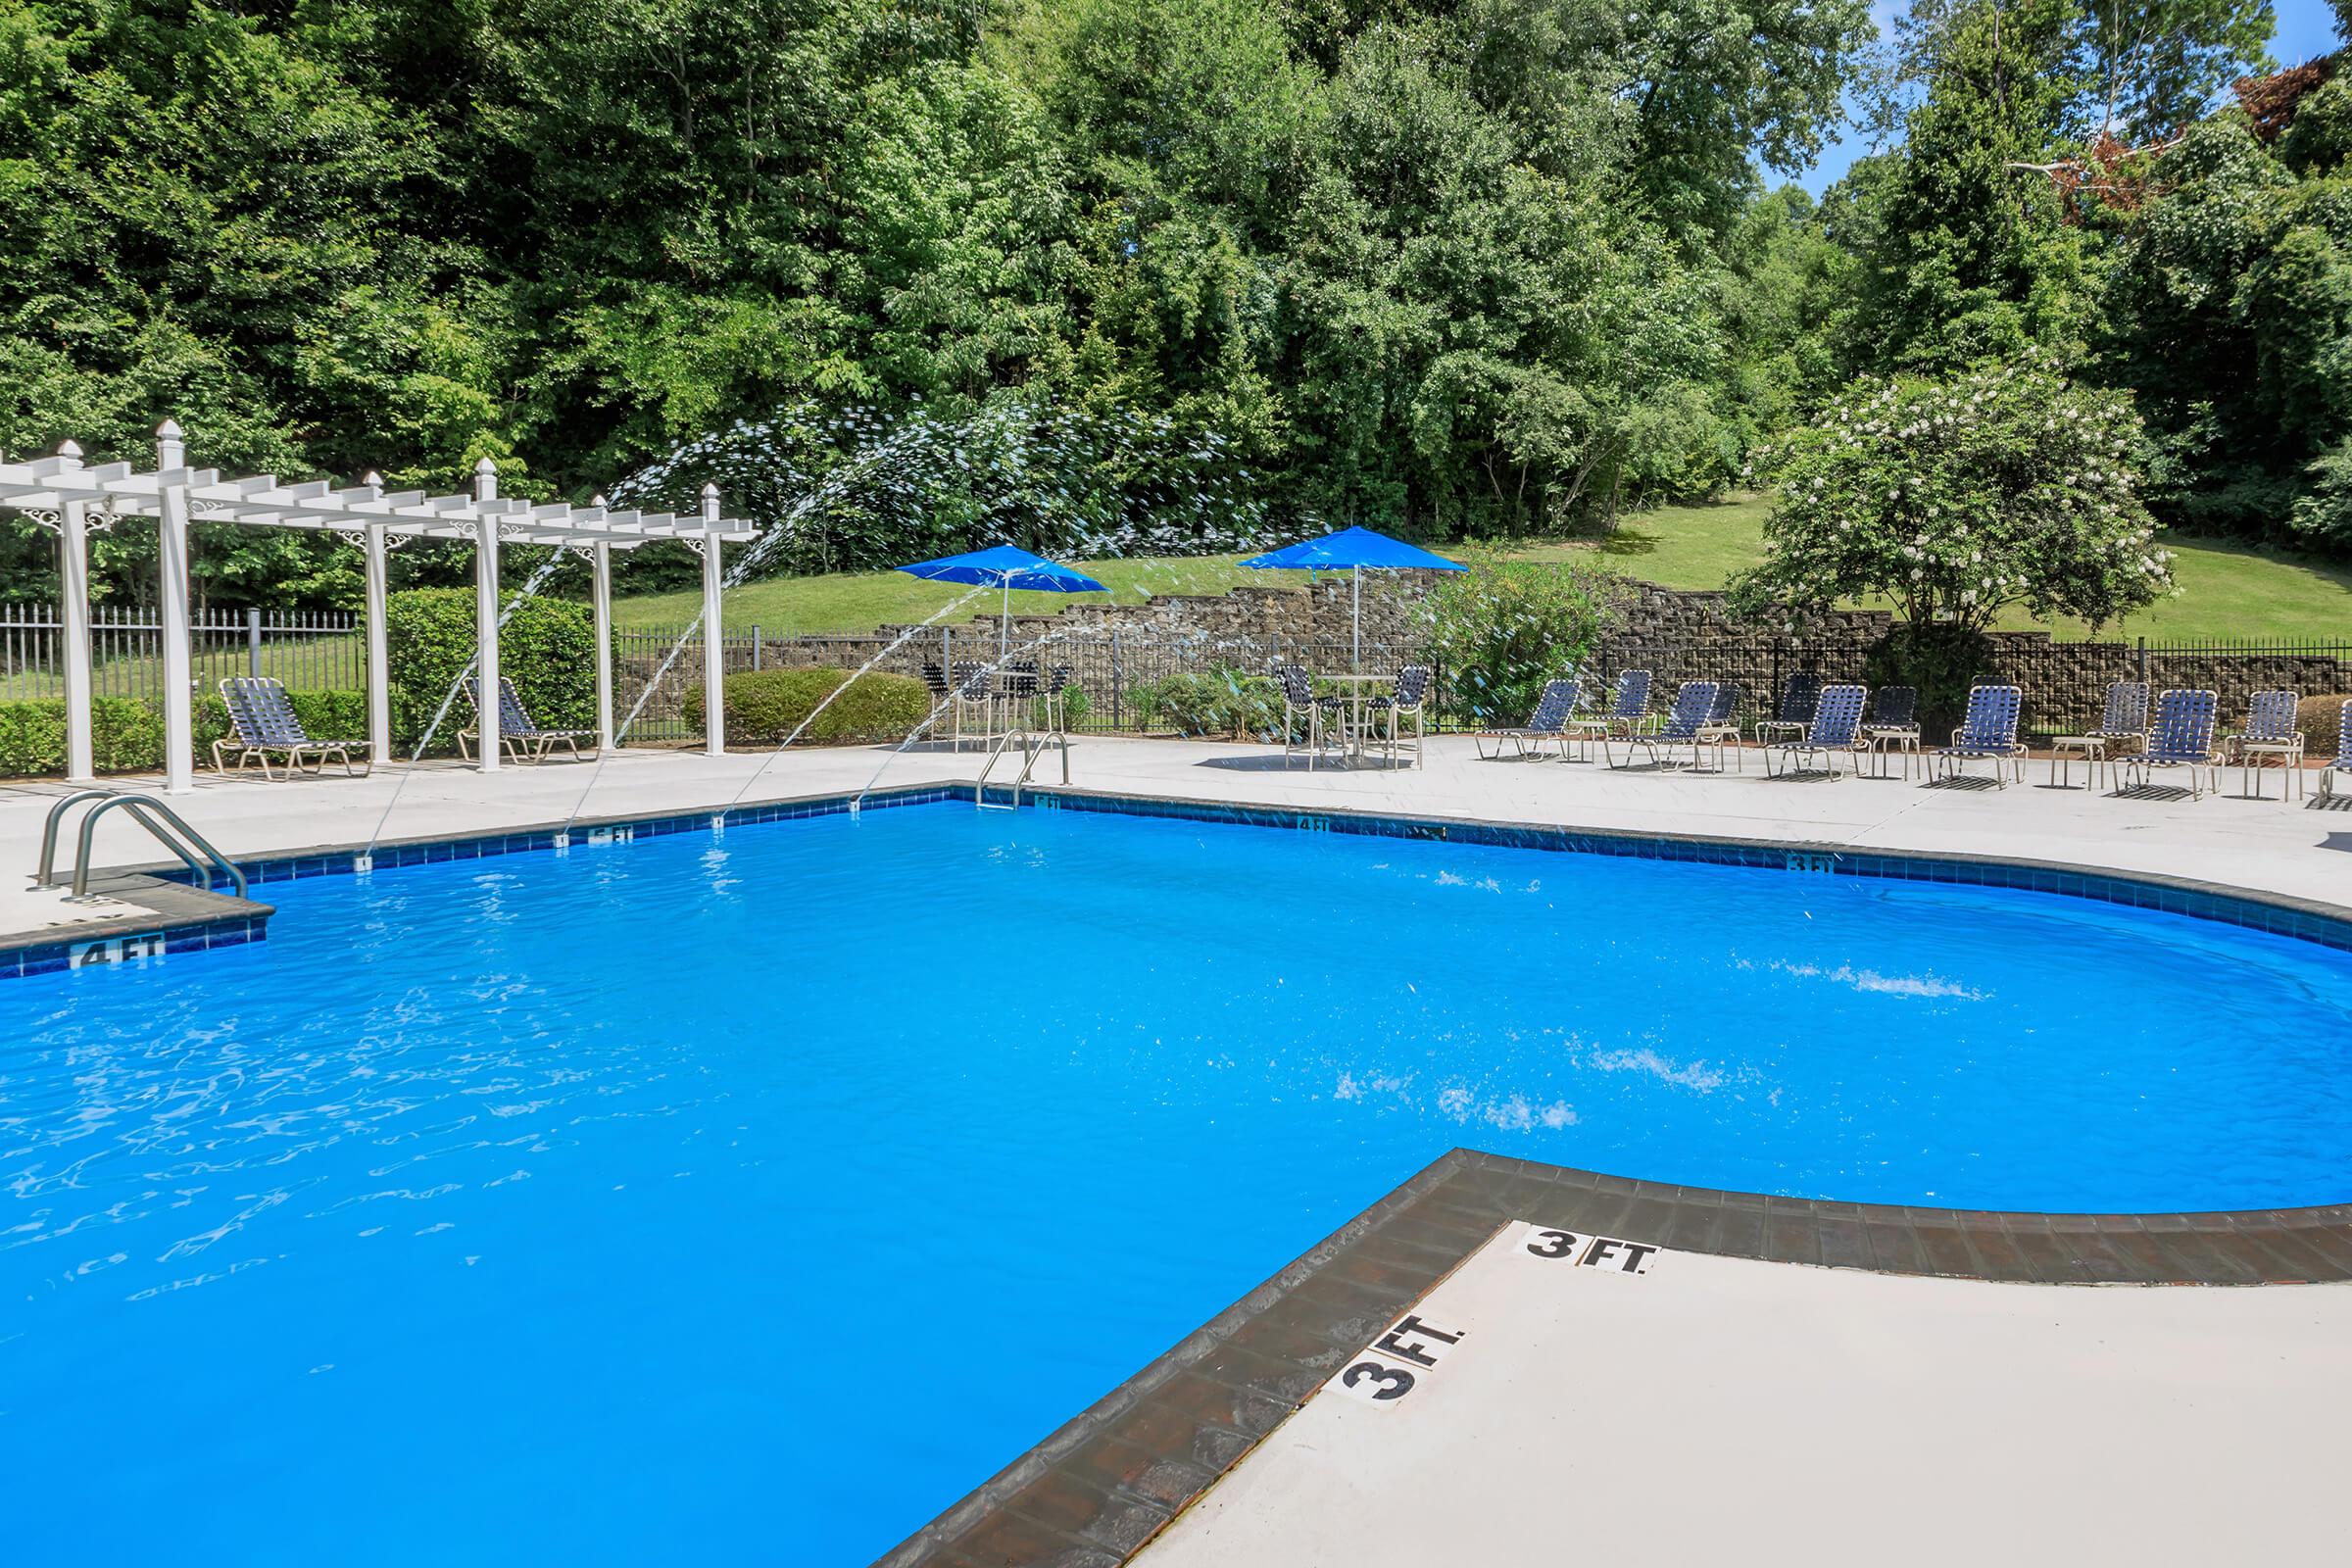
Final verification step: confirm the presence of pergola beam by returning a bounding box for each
[0,435,760,782]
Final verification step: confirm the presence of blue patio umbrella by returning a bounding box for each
[1243,525,1466,669]
[896,544,1107,662]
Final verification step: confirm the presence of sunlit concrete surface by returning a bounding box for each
[1133,1219,2352,1567]
[0,878,139,934]
[4,735,2346,942]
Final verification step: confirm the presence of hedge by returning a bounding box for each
[383,587,597,753]
[683,667,930,745]
[0,691,373,777]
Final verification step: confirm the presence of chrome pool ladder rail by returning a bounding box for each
[973,724,1070,810]
[35,788,249,903]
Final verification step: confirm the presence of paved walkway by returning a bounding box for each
[1134,1216,2352,1567]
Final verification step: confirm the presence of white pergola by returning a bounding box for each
[1,420,758,795]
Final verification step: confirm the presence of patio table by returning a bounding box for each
[1317,672,1395,764]
[2047,733,2110,791]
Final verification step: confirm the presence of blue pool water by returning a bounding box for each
[5,802,2351,1562]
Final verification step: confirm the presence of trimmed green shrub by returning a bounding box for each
[1425,554,1626,725]
[383,588,597,753]
[0,690,373,777]
[683,667,929,745]
[1133,668,1282,739]
[0,700,67,775]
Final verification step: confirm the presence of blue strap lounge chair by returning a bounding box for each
[2120,688,2223,799]
[2229,688,2305,802]
[1613,680,1726,771]
[212,676,369,779]
[2321,702,2352,802]
[461,676,600,763]
[1861,685,1921,778]
[1568,669,1651,751]
[1763,683,1867,778]
[1474,676,1584,760]
[1933,684,2027,787]
[1753,672,1824,750]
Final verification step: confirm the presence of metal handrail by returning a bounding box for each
[35,788,118,888]
[35,788,249,903]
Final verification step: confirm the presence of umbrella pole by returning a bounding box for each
[1000,579,1010,664]
[1352,569,1362,673]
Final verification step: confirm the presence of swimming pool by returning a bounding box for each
[5,800,2350,1562]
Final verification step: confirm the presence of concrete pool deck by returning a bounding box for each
[7,735,2352,1564]
[4,733,2349,919]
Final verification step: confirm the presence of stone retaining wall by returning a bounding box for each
[625,567,2351,742]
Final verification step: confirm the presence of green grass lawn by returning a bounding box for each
[613,494,2352,644]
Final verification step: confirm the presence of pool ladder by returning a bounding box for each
[973,724,1068,809]
[34,788,248,903]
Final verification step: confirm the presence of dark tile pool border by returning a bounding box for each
[1008,784,2352,953]
[0,872,274,979]
[875,1150,2352,1568]
[28,775,2352,983]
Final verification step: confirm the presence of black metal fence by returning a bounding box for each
[612,622,1440,742]
[0,603,364,706]
[1590,633,2352,742]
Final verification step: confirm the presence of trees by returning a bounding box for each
[1733,356,2173,631]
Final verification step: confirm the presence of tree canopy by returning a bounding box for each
[4,0,2351,612]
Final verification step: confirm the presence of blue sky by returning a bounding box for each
[1793,0,2345,193]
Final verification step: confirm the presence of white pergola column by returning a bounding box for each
[362,472,392,768]
[590,514,615,750]
[473,457,502,771]
[55,443,94,784]
[700,482,725,758]
[154,420,195,794]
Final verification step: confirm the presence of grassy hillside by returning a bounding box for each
[614,495,2352,643]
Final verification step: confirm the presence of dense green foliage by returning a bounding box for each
[381,588,596,751]
[682,666,930,744]
[0,0,1871,607]
[7,0,2352,618]
[1423,554,1628,723]
[0,696,162,775]
[1127,668,1282,737]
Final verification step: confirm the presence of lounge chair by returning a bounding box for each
[1364,663,1433,768]
[1754,672,1824,751]
[1696,683,1745,771]
[2320,702,2352,802]
[1612,680,1726,771]
[1274,662,1348,767]
[1932,684,2027,787]
[1861,685,1921,778]
[2229,688,2305,801]
[1568,670,1650,753]
[460,675,600,763]
[2050,680,2151,792]
[1763,683,1867,779]
[212,676,370,779]
[2119,688,2223,799]
[1474,677,1583,760]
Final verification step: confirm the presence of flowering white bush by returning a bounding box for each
[1731,357,2173,633]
